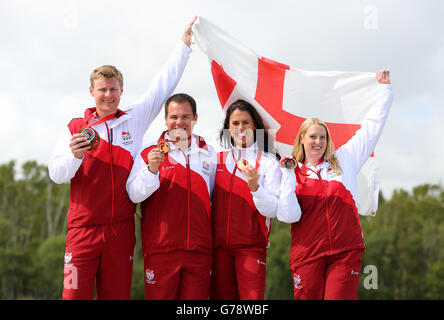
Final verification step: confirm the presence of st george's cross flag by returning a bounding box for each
[192,16,382,216]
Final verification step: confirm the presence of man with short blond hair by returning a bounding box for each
[49,17,197,300]
[90,65,124,88]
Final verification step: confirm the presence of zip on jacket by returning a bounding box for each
[48,40,193,229]
[129,132,217,256]
[211,147,280,250]
[62,111,136,228]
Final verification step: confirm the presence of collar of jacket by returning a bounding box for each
[294,157,327,184]
[83,107,130,129]
[232,141,259,156]
[297,156,329,171]
[231,142,258,154]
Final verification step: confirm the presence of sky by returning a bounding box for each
[1,0,443,198]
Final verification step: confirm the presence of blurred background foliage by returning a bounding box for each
[0,160,443,299]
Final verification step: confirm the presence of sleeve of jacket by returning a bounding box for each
[277,168,302,223]
[48,126,83,184]
[251,155,281,218]
[337,84,394,173]
[128,40,192,138]
[208,146,217,197]
[126,148,160,203]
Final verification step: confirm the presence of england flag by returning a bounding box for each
[192,16,382,216]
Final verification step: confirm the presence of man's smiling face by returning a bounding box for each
[89,77,123,117]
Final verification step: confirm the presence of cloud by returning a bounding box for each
[1,0,443,197]
[0,94,22,161]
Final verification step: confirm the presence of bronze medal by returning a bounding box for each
[79,127,100,151]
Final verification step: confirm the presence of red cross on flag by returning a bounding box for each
[192,17,381,216]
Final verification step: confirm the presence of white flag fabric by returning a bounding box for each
[192,16,381,216]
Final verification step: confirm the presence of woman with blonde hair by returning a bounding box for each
[277,70,393,300]
[291,118,343,176]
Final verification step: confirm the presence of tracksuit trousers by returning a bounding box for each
[291,249,362,300]
[63,218,136,300]
[143,251,213,300]
[210,247,267,300]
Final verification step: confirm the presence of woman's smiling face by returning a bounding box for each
[229,109,256,148]
[300,124,327,162]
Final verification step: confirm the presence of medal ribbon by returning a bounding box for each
[231,147,262,169]
[295,158,324,184]
[84,112,117,129]
[225,147,261,248]
[295,163,309,184]
[157,135,192,152]
[162,135,192,143]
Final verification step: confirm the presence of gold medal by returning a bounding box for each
[237,158,250,170]
[157,140,170,153]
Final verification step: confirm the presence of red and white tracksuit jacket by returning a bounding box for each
[126,132,217,256]
[277,84,394,269]
[48,40,191,229]
[211,144,281,249]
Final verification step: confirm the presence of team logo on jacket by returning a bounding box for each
[202,161,210,176]
[327,167,340,179]
[293,274,303,289]
[145,268,156,284]
[121,131,133,146]
[64,252,72,264]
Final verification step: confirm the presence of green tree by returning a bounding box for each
[0,161,69,299]
[265,220,293,299]
[131,212,145,300]
[359,184,444,299]
[35,235,66,299]
[1,159,444,300]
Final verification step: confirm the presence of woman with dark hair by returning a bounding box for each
[210,99,281,300]
[218,100,280,157]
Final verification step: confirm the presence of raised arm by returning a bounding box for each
[181,16,197,47]
[337,70,394,173]
[129,17,197,135]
